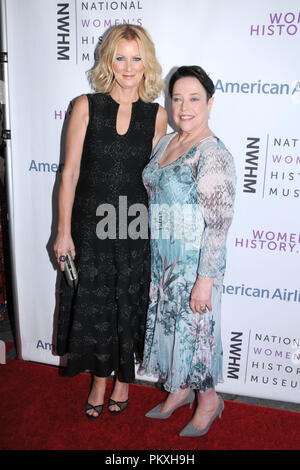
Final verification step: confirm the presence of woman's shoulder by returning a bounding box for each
[154,132,175,151]
[149,132,174,160]
[71,94,89,117]
[197,136,235,174]
[198,136,232,159]
[85,92,109,103]
[138,99,160,112]
[195,135,225,153]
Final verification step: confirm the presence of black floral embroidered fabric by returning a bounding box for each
[56,93,159,381]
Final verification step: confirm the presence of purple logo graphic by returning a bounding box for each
[250,11,300,37]
[79,1,143,62]
[235,230,300,253]
[263,136,300,200]
[249,333,300,391]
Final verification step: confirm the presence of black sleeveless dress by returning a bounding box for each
[56,93,159,381]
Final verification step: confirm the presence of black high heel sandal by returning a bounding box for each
[85,401,104,420]
[108,398,128,414]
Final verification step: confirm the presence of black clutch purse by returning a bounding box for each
[64,253,78,289]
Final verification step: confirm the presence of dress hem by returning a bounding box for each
[138,366,224,394]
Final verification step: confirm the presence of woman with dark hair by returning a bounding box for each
[54,24,167,419]
[142,66,236,436]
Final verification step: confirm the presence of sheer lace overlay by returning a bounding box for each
[141,133,236,393]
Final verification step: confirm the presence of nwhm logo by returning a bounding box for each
[227,332,243,379]
[243,138,260,193]
[57,3,70,60]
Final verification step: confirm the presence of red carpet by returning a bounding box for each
[0,359,300,451]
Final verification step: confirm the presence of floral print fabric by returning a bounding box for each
[141,133,236,393]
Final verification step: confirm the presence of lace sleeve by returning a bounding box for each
[197,148,236,278]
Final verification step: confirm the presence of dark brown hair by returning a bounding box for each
[169,65,215,101]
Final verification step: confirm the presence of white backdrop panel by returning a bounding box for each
[4,0,300,402]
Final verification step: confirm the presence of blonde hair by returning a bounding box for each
[88,24,164,103]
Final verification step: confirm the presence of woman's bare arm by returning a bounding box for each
[54,95,89,269]
[152,105,168,149]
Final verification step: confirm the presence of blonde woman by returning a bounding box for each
[54,24,167,419]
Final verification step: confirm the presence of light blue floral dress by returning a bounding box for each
[141,133,236,393]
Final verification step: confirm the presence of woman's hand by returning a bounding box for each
[54,233,75,271]
[190,276,214,314]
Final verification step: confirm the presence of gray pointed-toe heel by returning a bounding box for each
[145,389,195,419]
[179,396,224,437]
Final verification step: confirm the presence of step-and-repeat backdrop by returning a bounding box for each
[4,0,300,403]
